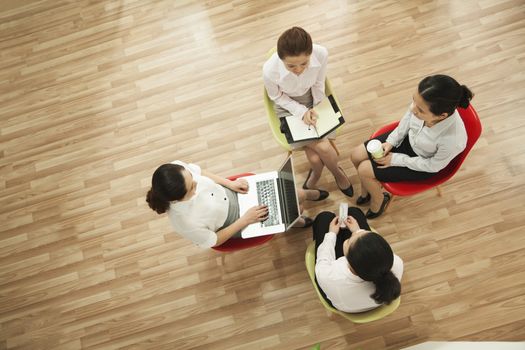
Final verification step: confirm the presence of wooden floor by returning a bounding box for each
[1,0,524,349]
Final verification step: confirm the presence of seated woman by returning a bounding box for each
[350,74,473,218]
[263,26,353,198]
[313,207,402,313]
[146,160,324,248]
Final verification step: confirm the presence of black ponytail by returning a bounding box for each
[458,84,473,109]
[346,232,401,305]
[371,271,401,305]
[146,164,187,214]
[418,74,474,116]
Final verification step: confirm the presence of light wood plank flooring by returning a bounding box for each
[1,0,524,349]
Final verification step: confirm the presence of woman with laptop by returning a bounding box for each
[313,207,403,313]
[146,160,325,248]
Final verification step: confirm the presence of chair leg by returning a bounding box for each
[220,254,226,266]
[329,139,340,156]
[436,186,443,197]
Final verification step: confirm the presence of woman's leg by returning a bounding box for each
[357,160,385,212]
[307,139,350,189]
[297,188,324,201]
[312,211,336,252]
[313,211,352,259]
[350,144,370,196]
[304,147,324,188]
[347,207,371,230]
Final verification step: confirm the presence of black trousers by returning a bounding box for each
[312,207,371,306]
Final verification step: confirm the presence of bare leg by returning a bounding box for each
[357,160,384,212]
[350,144,370,197]
[297,188,323,201]
[308,139,350,189]
[304,147,324,188]
[293,190,312,227]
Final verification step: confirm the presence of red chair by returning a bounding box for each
[211,173,274,257]
[370,104,482,197]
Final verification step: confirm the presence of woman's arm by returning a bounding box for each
[201,170,248,193]
[311,46,328,106]
[385,107,412,147]
[214,218,249,246]
[390,141,462,173]
[264,73,308,119]
[214,205,268,246]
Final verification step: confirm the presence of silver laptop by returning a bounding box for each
[237,155,301,238]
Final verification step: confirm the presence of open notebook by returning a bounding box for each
[284,94,344,143]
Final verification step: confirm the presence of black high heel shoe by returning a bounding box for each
[366,192,392,219]
[337,167,353,198]
[303,169,329,201]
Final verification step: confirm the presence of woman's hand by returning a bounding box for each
[382,142,393,155]
[240,205,268,225]
[228,178,249,194]
[343,215,361,233]
[374,153,393,168]
[302,109,317,126]
[329,216,340,235]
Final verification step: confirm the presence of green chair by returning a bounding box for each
[305,241,400,323]
[263,48,343,153]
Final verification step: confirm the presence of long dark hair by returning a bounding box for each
[418,74,474,117]
[346,232,401,305]
[146,164,187,214]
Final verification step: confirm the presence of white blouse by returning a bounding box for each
[167,161,230,248]
[263,44,328,119]
[315,232,404,313]
[386,104,468,173]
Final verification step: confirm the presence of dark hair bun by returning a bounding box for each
[146,189,170,214]
[458,85,473,109]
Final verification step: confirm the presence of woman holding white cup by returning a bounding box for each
[350,75,473,219]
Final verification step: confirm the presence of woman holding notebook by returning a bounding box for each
[146,160,325,248]
[263,27,353,199]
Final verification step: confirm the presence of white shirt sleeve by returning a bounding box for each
[171,216,218,249]
[315,232,338,279]
[391,254,404,280]
[263,71,308,119]
[390,140,462,173]
[311,46,328,106]
[385,107,412,147]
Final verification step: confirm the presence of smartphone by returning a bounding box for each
[339,202,348,228]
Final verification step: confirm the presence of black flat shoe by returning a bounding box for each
[366,192,392,219]
[356,193,371,205]
[313,189,329,201]
[295,216,313,228]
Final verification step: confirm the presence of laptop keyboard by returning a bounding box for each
[256,179,279,227]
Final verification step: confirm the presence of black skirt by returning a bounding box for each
[364,131,438,182]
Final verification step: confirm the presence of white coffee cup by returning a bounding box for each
[367,139,384,159]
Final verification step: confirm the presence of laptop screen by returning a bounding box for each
[277,156,300,229]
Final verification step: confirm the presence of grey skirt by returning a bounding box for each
[274,89,336,149]
[218,186,242,238]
